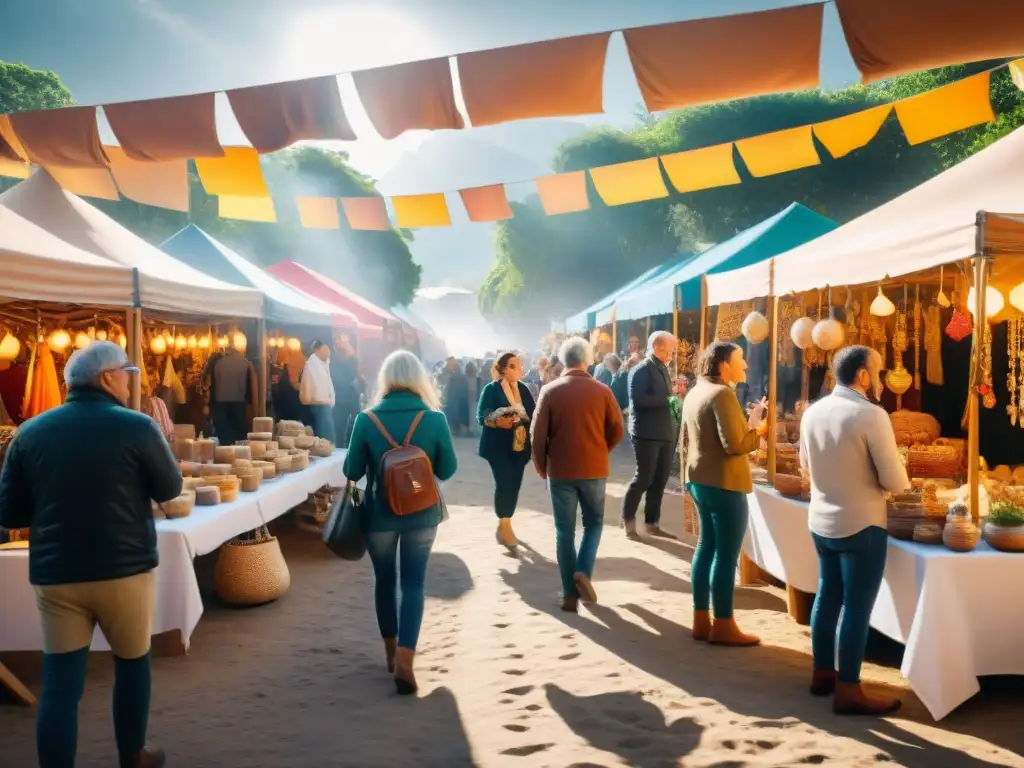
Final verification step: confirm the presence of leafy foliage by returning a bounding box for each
[0,61,74,114]
[480,60,1024,329]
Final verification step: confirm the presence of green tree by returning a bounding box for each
[0,61,74,113]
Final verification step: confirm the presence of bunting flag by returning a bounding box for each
[195,147,269,197]
[218,194,276,223]
[353,58,464,140]
[44,166,119,200]
[589,157,668,206]
[105,146,189,212]
[660,143,741,193]
[458,34,610,127]
[340,197,391,231]
[458,185,513,222]
[0,156,30,179]
[536,171,590,215]
[9,107,108,169]
[297,196,341,229]
[103,93,224,161]
[894,72,995,146]
[0,115,27,162]
[1010,59,1024,92]
[812,105,892,159]
[392,193,451,228]
[735,126,821,177]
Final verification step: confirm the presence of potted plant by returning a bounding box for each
[982,502,1024,552]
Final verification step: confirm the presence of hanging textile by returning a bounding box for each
[340,197,391,231]
[535,171,590,215]
[23,341,62,420]
[735,126,821,178]
[9,106,109,169]
[589,157,669,206]
[43,166,120,201]
[0,115,27,162]
[392,193,451,228]
[103,92,224,161]
[352,58,464,140]
[162,356,186,405]
[660,143,741,194]
[195,147,269,197]
[894,72,995,146]
[458,185,513,223]
[813,105,892,159]
[297,197,341,229]
[104,146,190,212]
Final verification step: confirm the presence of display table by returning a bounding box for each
[743,485,1024,720]
[0,451,346,657]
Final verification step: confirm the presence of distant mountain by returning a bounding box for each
[378,118,589,290]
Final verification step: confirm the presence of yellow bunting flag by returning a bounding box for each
[195,146,269,197]
[894,72,995,146]
[340,197,391,231]
[735,126,820,177]
[0,115,27,161]
[0,157,30,179]
[458,185,513,222]
[297,197,341,229]
[44,166,120,201]
[813,105,892,159]
[104,146,189,212]
[218,194,276,223]
[660,143,740,193]
[536,170,590,215]
[589,157,668,206]
[1010,59,1024,91]
[392,193,452,228]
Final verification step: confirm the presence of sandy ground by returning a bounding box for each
[2,439,1023,767]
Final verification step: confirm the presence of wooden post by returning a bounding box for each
[127,308,142,411]
[672,285,680,378]
[255,319,267,418]
[968,213,988,521]
[611,307,617,354]
[698,274,709,353]
[766,259,778,483]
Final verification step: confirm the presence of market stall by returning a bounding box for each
[701,124,1024,720]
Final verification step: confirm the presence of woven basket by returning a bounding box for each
[982,522,1024,552]
[774,473,804,498]
[943,520,980,552]
[907,445,960,479]
[213,526,290,606]
[913,522,944,545]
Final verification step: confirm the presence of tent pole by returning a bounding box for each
[699,274,708,354]
[611,308,617,356]
[672,285,680,378]
[968,213,988,522]
[256,319,267,419]
[127,308,142,411]
[766,259,778,484]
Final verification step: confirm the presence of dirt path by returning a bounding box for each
[2,439,1022,766]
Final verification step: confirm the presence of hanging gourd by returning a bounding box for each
[47,329,71,354]
[741,311,769,345]
[812,288,845,351]
[0,333,21,361]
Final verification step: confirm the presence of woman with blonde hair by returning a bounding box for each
[343,350,458,695]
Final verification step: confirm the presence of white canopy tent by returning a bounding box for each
[706,125,1024,306]
[0,205,137,306]
[0,171,264,318]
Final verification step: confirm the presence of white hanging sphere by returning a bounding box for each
[741,311,769,345]
[790,317,815,350]
[812,318,846,351]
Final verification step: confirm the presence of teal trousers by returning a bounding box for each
[687,483,749,619]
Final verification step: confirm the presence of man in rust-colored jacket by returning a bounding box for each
[531,336,624,613]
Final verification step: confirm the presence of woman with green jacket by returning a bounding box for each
[477,352,536,550]
[343,351,458,695]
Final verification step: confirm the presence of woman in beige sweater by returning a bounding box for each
[680,341,765,647]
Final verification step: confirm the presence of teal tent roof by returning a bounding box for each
[611,204,838,322]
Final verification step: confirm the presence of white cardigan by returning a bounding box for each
[299,354,335,407]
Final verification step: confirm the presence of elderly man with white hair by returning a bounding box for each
[621,330,679,539]
[0,341,181,768]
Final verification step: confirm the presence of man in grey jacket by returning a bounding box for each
[621,331,679,539]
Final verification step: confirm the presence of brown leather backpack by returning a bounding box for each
[364,411,440,516]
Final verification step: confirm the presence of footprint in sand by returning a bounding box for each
[504,685,534,696]
[508,653,525,659]
[560,633,575,640]
[523,704,543,711]
[605,672,620,678]
[503,724,529,732]
[799,757,828,765]
[504,643,516,649]
[559,652,581,661]
[500,744,553,757]
[503,669,527,676]
[494,623,510,629]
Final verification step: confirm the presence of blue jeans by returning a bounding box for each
[308,404,337,444]
[811,526,888,684]
[365,527,437,649]
[549,479,606,598]
[688,483,748,618]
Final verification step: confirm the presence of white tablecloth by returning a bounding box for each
[0,451,346,654]
[743,485,1024,720]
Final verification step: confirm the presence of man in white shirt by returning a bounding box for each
[800,345,909,716]
[300,341,337,445]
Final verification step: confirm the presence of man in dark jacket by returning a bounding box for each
[0,341,181,768]
[622,331,679,540]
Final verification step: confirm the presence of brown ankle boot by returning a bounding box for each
[384,637,397,673]
[560,595,579,613]
[129,746,166,768]
[497,519,518,549]
[833,681,901,716]
[708,616,760,647]
[692,610,711,641]
[394,647,418,696]
[810,668,836,696]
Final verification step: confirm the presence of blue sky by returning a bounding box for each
[0,1,855,177]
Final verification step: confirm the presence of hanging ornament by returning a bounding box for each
[741,311,769,344]
[913,284,922,390]
[286,337,302,352]
[967,286,1004,318]
[47,329,71,353]
[74,331,92,350]
[187,335,197,350]
[870,285,896,317]
[95,328,108,341]
[175,335,187,351]
[232,331,247,353]
[790,316,815,350]
[217,335,229,349]
[937,265,951,308]
[886,285,913,408]
[199,335,212,350]
[0,333,21,361]
[812,289,845,351]
[150,335,168,355]
[117,332,128,350]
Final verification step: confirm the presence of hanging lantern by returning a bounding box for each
[0,333,21,361]
[790,316,815,350]
[150,335,168,355]
[869,286,896,317]
[48,329,71,353]
[1010,283,1024,314]
[232,331,247,352]
[217,335,229,349]
[286,337,302,352]
[812,317,845,351]
[199,335,211,349]
[95,328,108,341]
[175,335,187,351]
[266,336,277,348]
[741,311,769,345]
[967,286,1004,318]
[187,335,198,350]
[73,331,92,350]
[117,332,127,350]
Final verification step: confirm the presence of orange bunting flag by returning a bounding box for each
[660,144,740,194]
[353,58,464,140]
[589,157,668,206]
[105,146,189,212]
[392,193,451,228]
[735,126,820,177]
[297,197,341,229]
[536,171,590,215]
[812,105,892,159]
[458,185,513,222]
[340,197,391,231]
[9,106,109,169]
[195,147,269,197]
[894,72,995,146]
[218,195,277,223]
[0,115,27,162]
[0,157,30,179]
[44,166,120,201]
